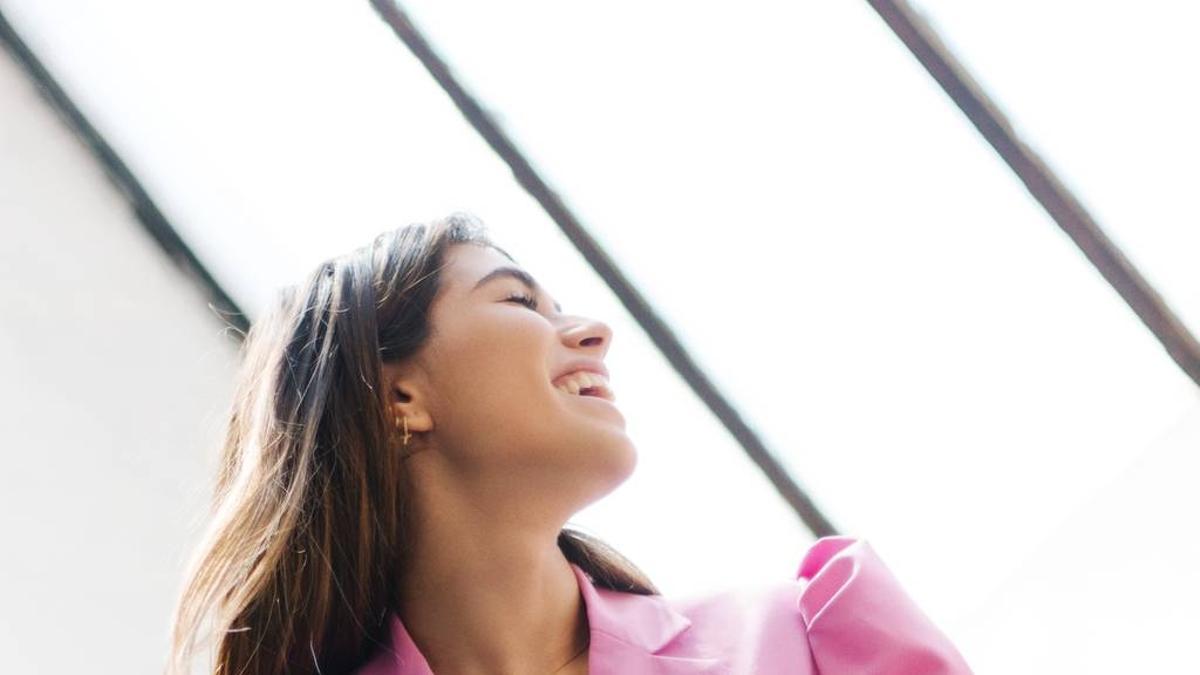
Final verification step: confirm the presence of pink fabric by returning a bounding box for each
[354,535,974,674]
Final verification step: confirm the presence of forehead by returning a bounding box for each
[443,243,514,283]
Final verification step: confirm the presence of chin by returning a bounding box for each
[595,436,639,490]
[568,440,637,511]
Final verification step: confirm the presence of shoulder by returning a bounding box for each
[662,536,975,675]
[790,536,974,673]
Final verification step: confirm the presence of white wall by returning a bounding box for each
[0,48,237,673]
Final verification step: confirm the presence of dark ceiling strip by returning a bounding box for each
[0,10,250,340]
[369,0,840,538]
[866,0,1200,388]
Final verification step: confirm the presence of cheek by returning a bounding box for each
[435,318,556,444]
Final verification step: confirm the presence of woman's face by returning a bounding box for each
[390,242,635,508]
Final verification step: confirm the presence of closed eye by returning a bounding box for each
[504,292,539,311]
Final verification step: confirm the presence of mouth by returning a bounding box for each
[552,370,616,402]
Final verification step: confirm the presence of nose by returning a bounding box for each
[560,315,612,355]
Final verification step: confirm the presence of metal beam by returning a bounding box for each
[369,0,840,538]
[0,10,249,341]
[866,0,1200,389]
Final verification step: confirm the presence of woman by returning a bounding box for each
[166,212,974,674]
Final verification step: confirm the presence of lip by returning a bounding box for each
[550,359,610,387]
[551,359,617,404]
[556,385,623,418]
[557,387,618,404]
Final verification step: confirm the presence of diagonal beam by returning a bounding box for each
[369,0,839,538]
[0,10,249,340]
[866,0,1200,389]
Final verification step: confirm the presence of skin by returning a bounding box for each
[382,242,635,674]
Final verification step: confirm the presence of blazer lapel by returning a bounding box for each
[370,563,727,675]
[570,563,728,675]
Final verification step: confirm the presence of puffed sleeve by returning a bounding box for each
[795,536,975,674]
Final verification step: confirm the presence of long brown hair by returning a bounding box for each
[165,212,657,675]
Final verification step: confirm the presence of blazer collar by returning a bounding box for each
[375,562,725,674]
[570,562,689,651]
[569,562,726,674]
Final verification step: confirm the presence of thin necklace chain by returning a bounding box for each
[551,635,590,673]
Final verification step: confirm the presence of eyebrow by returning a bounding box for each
[473,266,563,314]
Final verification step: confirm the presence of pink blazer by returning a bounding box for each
[355,535,975,674]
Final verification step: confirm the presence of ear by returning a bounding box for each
[381,359,434,435]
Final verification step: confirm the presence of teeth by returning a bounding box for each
[553,370,612,399]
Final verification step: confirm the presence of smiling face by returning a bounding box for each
[385,242,636,513]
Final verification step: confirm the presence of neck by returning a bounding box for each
[397,479,589,674]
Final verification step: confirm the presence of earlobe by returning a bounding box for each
[389,402,433,435]
[381,364,435,435]
[387,380,434,434]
